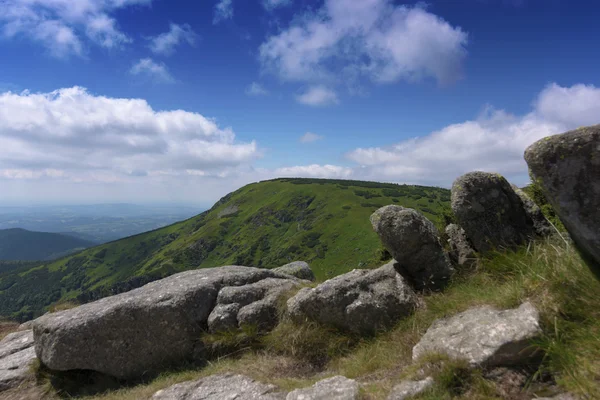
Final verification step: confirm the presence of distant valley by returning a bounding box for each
[0,203,202,244]
[0,228,95,262]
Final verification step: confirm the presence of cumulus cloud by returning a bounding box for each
[148,23,198,56]
[0,87,259,185]
[130,58,175,83]
[259,0,467,86]
[245,82,269,96]
[274,164,353,178]
[0,0,149,56]
[263,0,292,10]
[296,86,339,106]
[346,83,600,186]
[299,132,323,143]
[214,0,233,24]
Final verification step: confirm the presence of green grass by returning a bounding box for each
[0,178,451,320]
[27,237,600,399]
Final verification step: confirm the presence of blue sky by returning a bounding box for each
[0,0,599,206]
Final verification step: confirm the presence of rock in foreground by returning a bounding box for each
[273,261,315,281]
[34,266,298,379]
[287,376,359,400]
[152,373,285,399]
[451,172,539,253]
[370,206,453,290]
[525,125,600,276]
[287,261,418,335]
[0,331,36,391]
[387,377,434,400]
[412,302,541,367]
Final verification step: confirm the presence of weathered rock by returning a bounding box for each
[387,377,434,400]
[525,125,600,276]
[208,278,300,332]
[273,261,315,281]
[412,302,541,367]
[33,266,298,379]
[152,373,285,400]
[0,331,36,391]
[286,376,359,400]
[451,172,539,253]
[512,185,553,237]
[370,206,454,290]
[287,261,417,335]
[445,224,477,267]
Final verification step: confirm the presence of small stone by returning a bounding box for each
[286,376,359,400]
[273,261,315,281]
[387,377,434,400]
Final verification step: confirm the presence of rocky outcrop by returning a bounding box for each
[512,185,553,237]
[208,278,300,332]
[387,377,434,400]
[412,302,541,367]
[451,172,540,253]
[0,331,36,391]
[445,224,477,267]
[287,261,418,335]
[525,125,600,276]
[33,266,298,379]
[370,206,453,290]
[287,376,359,400]
[273,261,315,281]
[152,373,285,399]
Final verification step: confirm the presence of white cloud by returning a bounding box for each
[214,0,234,24]
[149,23,198,56]
[259,0,467,86]
[245,82,269,96]
[263,0,292,10]
[299,132,323,143]
[0,0,150,56]
[130,58,175,83]
[275,164,352,178]
[296,86,339,106]
[0,87,259,185]
[346,83,600,186]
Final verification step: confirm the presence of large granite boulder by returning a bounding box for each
[287,376,359,400]
[525,125,600,276]
[273,261,315,281]
[370,206,453,290]
[413,302,541,367]
[208,278,300,332]
[387,377,434,400]
[152,373,285,399]
[287,261,418,335]
[451,172,539,253]
[0,330,36,391]
[445,224,477,268]
[33,266,298,379]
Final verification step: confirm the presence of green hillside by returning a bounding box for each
[0,178,451,321]
[0,228,95,262]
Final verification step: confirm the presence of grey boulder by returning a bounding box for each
[34,266,298,379]
[445,224,477,268]
[273,261,315,281]
[286,376,359,400]
[287,261,417,335]
[0,330,36,391]
[451,172,539,253]
[413,302,541,367]
[370,206,453,290]
[208,278,300,332]
[512,185,553,237]
[525,125,600,276]
[387,377,434,400]
[152,373,285,399]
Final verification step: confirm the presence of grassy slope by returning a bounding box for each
[0,178,451,320]
[23,237,600,400]
[0,229,95,262]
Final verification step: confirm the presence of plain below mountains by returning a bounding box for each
[0,178,452,321]
[0,228,95,262]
